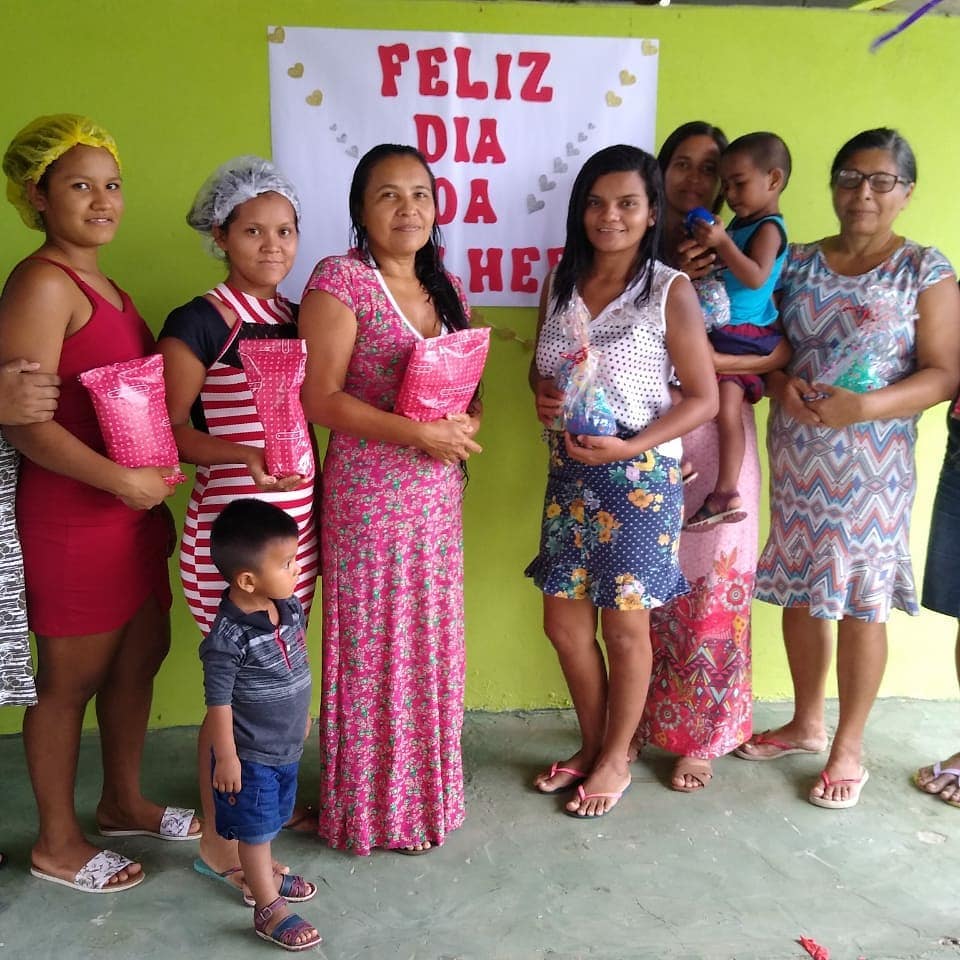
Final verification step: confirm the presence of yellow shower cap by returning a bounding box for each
[2,114,121,230]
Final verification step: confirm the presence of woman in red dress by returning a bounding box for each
[0,114,198,893]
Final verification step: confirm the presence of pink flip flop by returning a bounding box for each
[564,780,631,819]
[808,768,869,809]
[733,730,825,761]
[534,761,587,795]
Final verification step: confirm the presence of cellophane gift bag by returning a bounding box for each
[816,285,903,394]
[79,353,186,485]
[554,299,618,436]
[238,339,314,479]
[394,327,490,421]
[692,274,731,330]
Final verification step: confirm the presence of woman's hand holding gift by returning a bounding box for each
[241,446,307,492]
[534,377,564,428]
[564,433,630,466]
[803,383,867,429]
[417,417,482,463]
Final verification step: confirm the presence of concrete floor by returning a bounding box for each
[1,701,959,960]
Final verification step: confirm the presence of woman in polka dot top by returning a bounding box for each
[526,144,718,819]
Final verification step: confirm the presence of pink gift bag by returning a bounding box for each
[79,353,186,485]
[238,339,314,479]
[394,327,490,422]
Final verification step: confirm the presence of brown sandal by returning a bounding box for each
[670,757,713,793]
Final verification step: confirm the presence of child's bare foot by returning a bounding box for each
[685,491,747,529]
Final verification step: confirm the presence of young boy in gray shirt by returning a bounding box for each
[200,498,321,951]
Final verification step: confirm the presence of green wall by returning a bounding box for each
[1,0,958,733]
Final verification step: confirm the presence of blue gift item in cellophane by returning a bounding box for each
[553,298,619,436]
[817,285,903,393]
[559,351,619,435]
[692,274,730,330]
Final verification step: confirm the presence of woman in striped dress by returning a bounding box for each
[158,157,317,897]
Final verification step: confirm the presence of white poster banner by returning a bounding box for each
[268,27,658,307]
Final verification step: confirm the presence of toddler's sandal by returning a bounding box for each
[278,873,317,903]
[254,897,322,951]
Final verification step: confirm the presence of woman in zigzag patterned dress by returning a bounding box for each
[739,129,960,810]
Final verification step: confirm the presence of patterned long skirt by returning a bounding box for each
[639,408,757,758]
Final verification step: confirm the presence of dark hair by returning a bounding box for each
[657,121,729,216]
[551,144,663,314]
[36,161,57,193]
[830,127,917,185]
[724,132,792,189]
[349,143,469,332]
[210,498,297,582]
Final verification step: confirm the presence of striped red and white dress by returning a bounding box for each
[162,283,318,635]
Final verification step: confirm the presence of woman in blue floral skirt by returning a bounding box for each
[526,145,718,818]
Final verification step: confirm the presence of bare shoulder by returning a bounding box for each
[1,257,82,318]
[0,258,80,362]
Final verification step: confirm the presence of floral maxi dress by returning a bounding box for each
[305,251,467,855]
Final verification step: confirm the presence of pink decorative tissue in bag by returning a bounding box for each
[238,338,314,479]
[394,327,490,422]
[79,353,186,485]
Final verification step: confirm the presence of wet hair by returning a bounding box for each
[551,144,663,314]
[349,144,469,332]
[210,498,297,582]
[657,121,729,216]
[724,132,792,189]
[830,127,917,185]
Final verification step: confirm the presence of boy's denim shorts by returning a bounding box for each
[212,758,299,845]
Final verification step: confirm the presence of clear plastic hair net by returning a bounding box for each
[3,114,121,230]
[186,156,301,258]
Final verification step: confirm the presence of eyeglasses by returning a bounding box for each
[833,169,911,193]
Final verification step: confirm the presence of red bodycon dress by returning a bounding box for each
[16,258,172,637]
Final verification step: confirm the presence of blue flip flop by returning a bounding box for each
[194,858,253,905]
[193,858,316,907]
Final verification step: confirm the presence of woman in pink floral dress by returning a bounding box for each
[300,144,481,855]
[637,123,786,792]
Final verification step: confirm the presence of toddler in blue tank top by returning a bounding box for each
[684,132,793,528]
